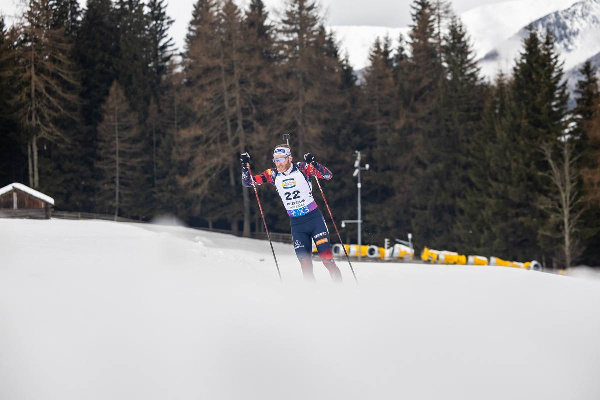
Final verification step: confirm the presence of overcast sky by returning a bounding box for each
[261,0,500,27]
[1,0,511,64]
[2,0,507,27]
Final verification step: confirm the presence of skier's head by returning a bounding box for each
[273,144,292,172]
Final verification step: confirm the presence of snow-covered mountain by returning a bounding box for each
[329,25,409,71]
[479,0,600,79]
[566,50,600,99]
[330,0,600,93]
[460,0,580,59]
[329,0,581,71]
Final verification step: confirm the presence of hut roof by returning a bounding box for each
[0,183,55,206]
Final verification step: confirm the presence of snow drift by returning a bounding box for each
[1,219,600,400]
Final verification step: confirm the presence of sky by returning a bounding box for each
[1,0,508,46]
[0,0,574,70]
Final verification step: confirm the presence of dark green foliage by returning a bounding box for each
[50,0,80,36]
[114,0,151,119]
[0,18,26,186]
[147,0,174,106]
[405,0,447,250]
[443,17,486,251]
[574,61,600,265]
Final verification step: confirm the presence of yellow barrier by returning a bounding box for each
[490,257,511,267]
[467,255,489,266]
[421,247,439,263]
[424,248,536,270]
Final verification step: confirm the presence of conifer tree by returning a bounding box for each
[72,0,119,211]
[76,0,118,130]
[114,0,151,118]
[96,81,143,218]
[361,37,400,237]
[153,61,183,216]
[177,0,230,225]
[0,18,25,185]
[459,75,514,255]
[278,0,342,155]
[13,0,80,189]
[405,0,447,250]
[146,0,174,106]
[50,0,80,36]
[443,16,485,250]
[512,30,570,264]
[574,61,600,264]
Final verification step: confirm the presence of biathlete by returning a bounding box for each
[240,144,342,282]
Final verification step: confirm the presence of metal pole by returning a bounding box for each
[314,176,358,284]
[247,163,282,282]
[357,164,361,261]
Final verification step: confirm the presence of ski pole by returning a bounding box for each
[313,175,358,284]
[247,163,282,282]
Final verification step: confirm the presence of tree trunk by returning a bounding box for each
[298,69,306,155]
[28,140,33,187]
[232,53,251,237]
[115,106,119,221]
[32,135,39,188]
[219,45,238,233]
[153,120,157,187]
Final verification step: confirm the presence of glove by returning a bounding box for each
[240,152,251,166]
[304,153,315,164]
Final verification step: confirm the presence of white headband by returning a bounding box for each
[273,147,291,157]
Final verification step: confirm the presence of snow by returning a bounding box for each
[328,26,410,70]
[477,0,600,79]
[1,218,600,399]
[461,0,580,60]
[0,182,55,205]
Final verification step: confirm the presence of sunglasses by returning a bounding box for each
[273,156,289,164]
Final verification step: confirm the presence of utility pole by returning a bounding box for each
[353,151,369,260]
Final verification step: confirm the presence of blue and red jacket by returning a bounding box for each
[242,162,333,217]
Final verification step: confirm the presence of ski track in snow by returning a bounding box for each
[1,219,600,400]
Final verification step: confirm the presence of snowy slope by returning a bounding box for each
[1,219,600,400]
[566,50,600,97]
[479,0,600,78]
[328,0,580,71]
[329,25,409,70]
[461,0,580,59]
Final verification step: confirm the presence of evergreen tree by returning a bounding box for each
[114,0,151,119]
[460,75,515,256]
[574,61,600,264]
[443,16,485,250]
[37,0,88,211]
[146,0,174,106]
[50,0,80,36]
[76,0,118,130]
[96,81,143,218]
[177,0,229,225]
[13,0,80,189]
[277,0,342,156]
[406,0,447,250]
[512,30,570,264]
[361,37,400,239]
[74,0,119,211]
[0,18,25,186]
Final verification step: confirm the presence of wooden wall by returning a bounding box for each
[0,189,46,209]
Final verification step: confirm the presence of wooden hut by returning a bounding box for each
[0,183,54,219]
